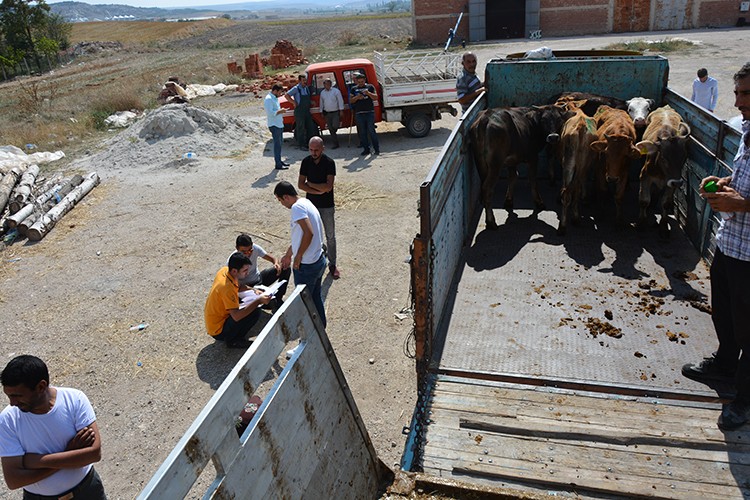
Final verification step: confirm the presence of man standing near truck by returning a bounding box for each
[287,75,317,150]
[691,68,718,113]
[264,83,289,170]
[456,52,484,113]
[350,72,380,156]
[299,136,340,280]
[682,62,750,430]
[319,78,345,149]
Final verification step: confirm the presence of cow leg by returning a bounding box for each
[481,166,503,229]
[614,178,628,228]
[558,157,576,235]
[659,186,675,239]
[528,160,546,213]
[637,175,652,230]
[504,165,517,212]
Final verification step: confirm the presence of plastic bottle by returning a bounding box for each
[704,180,734,220]
[129,322,149,331]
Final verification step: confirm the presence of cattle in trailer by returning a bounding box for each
[557,108,599,235]
[552,92,627,117]
[469,105,571,229]
[635,105,691,237]
[626,97,655,132]
[590,105,642,227]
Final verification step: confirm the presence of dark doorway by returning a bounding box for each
[486,0,526,39]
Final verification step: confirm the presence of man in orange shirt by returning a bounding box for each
[204,252,272,349]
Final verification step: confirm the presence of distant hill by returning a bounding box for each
[50,1,409,22]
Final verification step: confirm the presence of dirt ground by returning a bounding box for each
[0,28,748,499]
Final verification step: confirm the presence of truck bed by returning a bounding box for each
[422,190,750,498]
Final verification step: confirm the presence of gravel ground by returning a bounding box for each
[0,27,747,499]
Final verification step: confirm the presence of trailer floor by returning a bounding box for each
[435,204,720,398]
[422,375,750,499]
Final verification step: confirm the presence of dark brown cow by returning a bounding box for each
[635,105,691,237]
[470,105,571,229]
[590,105,641,226]
[558,108,599,235]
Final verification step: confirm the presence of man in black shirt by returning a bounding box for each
[349,72,380,156]
[298,136,340,279]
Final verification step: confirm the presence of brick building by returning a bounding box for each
[413,0,748,44]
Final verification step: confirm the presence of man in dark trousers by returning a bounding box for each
[286,74,317,150]
[298,136,340,279]
[0,355,107,498]
[682,62,750,430]
[349,72,380,156]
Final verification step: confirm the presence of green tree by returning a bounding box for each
[43,13,71,51]
[0,0,52,70]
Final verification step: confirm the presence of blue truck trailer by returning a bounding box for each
[405,53,748,498]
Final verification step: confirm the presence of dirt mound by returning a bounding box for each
[84,104,266,170]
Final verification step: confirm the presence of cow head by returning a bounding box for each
[531,105,573,145]
[591,134,641,182]
[626,97,655,128]
[636,126,690,187]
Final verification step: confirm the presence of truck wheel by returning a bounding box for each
[406,113,431,138]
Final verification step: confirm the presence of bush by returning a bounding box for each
[338,30,361,46]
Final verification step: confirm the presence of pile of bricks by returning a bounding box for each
[261,40,307,70]
[234,75,299,98]
[242,54,263,79]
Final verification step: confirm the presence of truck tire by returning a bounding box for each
[406,113,431,138]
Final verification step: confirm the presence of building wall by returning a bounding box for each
[412,0,469,45]
[413,0,745,44]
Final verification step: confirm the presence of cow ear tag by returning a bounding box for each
[638,144,648,155]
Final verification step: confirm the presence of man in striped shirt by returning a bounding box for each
[456,52,484,113]
[682,62,750,430]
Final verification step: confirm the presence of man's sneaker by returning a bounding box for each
[285,344,302,359]
[718,400,750,430]
[360,149,370,156]
[681,355,734,384]
[228,338,253,349]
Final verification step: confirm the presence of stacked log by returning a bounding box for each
[1,170,97,243]
[27,172,100,241]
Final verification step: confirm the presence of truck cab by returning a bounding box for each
[279,58,380,134]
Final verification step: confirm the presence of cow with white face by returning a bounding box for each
[626,97,655,130]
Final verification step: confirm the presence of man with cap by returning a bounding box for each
[319,78,345,149]
[349,72,380,156]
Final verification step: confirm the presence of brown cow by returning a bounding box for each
[470,105,570,229]
[558,108,599,235]
[635,105,691,237]
[590,105,641,226]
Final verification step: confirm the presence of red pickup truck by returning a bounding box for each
[279,51,460,138]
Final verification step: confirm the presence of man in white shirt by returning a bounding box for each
[692,68,719,113]
[319,78,345,149]
[0,355,106,498]
[274,181,328,326]
[264,83,290,170]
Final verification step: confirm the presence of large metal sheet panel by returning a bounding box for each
[485,55,669,109]
[435,195,720,395]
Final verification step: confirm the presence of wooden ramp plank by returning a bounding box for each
[421,376,750,499]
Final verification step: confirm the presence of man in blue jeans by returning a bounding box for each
[274,181,328,326]
[264,83,289,170]
[349,72,380,156]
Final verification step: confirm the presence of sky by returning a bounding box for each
[48,0,259,8]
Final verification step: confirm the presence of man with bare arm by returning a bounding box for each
[0,355,107,499]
